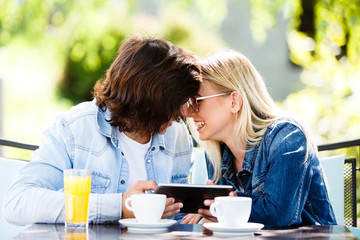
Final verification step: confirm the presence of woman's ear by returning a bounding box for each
[230,91,242,113]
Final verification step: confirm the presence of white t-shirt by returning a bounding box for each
[117,129,151,188]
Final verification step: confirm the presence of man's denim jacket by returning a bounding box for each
[2,99,193,225]
[207,117,337,227]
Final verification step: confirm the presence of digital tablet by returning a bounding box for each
[154,183,233,213]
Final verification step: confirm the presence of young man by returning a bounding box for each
[2,36,201,225]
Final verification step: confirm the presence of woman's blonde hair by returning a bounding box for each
[188,49,314,182]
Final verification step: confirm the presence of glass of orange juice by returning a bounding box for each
[64,169,92,229]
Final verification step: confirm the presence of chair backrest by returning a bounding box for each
[343,158,357,227]
[0,157,28,239]
[0,138,37,239]
[320,154,346,225]
[189,148,208,184]
[318,139,360,227]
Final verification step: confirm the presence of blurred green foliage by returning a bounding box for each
[0,0,226,161]
[59,31,127,103]
[249,0,360,146]
[0,0,226,105]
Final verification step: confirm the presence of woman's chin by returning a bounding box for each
[198,134,208,141]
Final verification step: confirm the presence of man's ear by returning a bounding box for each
[230,91,242,114]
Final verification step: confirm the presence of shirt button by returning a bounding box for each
[151,147,155,151]
[121,152,124,156]
[147,159,151,163]
[121,180,125,184]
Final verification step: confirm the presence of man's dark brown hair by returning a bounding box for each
[94,36,201,134]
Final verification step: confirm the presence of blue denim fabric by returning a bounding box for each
[2,99,193,225]
[207,117,336,227]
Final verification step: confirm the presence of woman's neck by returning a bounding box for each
[225,140,246,172]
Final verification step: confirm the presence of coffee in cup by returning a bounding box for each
[124,194,166,223]
[210,196,252,227]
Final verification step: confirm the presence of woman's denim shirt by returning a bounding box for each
[2,100,193,225]
[207,117,336,227]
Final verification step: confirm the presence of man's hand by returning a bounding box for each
[121,180,184,219]
[162,197,183,219]
[122,180,157,219]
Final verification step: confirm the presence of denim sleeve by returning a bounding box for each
[249,122,311,227]
[2,116,122,225]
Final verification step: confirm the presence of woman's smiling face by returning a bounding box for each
[188,80,236,142]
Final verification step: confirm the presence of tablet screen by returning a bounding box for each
[154,183,233,213]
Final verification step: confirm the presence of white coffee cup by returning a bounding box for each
[124,194,166,223]
[210,196,252,227]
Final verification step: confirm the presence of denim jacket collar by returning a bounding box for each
[242,145,259,173]
[151,133,166,150]
[96,103,112,139]
[221,143,259,174]
[220,143,233,171]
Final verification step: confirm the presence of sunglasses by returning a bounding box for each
[187,93,229,112]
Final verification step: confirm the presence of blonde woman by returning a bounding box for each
[184,49,336,227]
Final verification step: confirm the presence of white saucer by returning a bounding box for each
[213,231,254,237]
[119,219,177,233]
[126,227,169,234]
[203,222,264,237]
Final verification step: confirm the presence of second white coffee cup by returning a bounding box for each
[210,196,252,227]
[125,194,166,223]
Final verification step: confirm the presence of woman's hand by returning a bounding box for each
[198,199,218,223]
[198,180,237,223]
[182,214,203,224]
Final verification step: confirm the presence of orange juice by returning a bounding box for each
[64,170,92,227]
